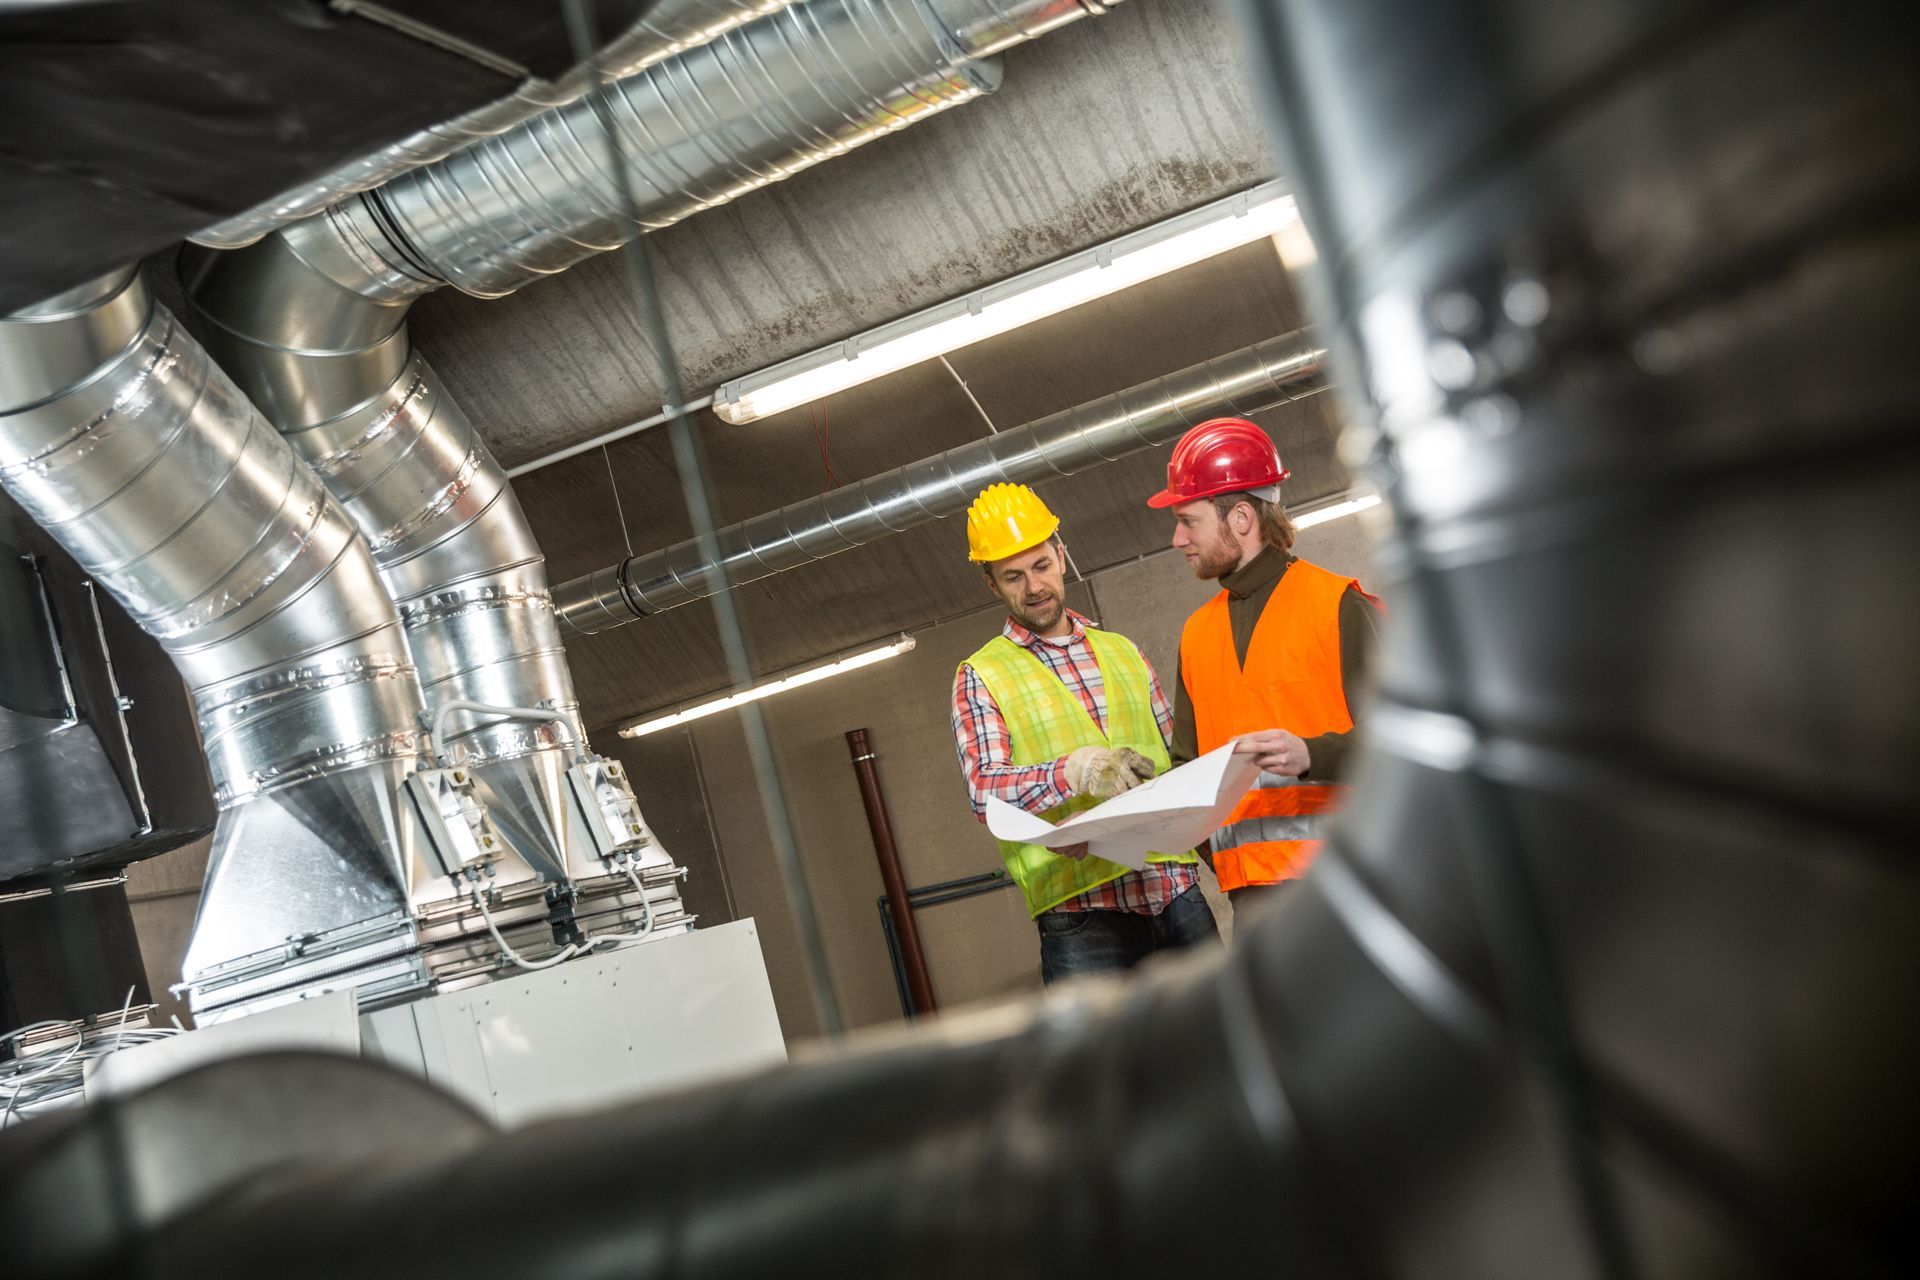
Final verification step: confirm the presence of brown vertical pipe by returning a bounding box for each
[845,728,938,1016]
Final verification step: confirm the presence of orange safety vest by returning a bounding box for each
[1180,558,1366,891]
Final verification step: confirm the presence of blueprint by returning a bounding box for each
[985,743,1261,870]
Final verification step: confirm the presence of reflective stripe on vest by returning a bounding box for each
[962,627,1195,919]
[1211,813,1327,849]
[1180,558,1360,891]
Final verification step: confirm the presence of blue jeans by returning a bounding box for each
[1036,885,1219,985]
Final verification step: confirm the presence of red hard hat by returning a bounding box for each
[1146,417,1290,509]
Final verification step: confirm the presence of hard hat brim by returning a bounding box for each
[1146,469,1292,510]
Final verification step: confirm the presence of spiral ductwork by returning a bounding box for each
[179,242,591,880]
[0,270,440,1002]
[554,329,1327,633]
[307,0,1118,299]
[186,0,801,251]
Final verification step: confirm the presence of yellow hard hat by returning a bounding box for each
[965,483,1060,563]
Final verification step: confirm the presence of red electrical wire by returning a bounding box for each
[814,400,840,491]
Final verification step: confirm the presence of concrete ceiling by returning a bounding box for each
[408,0,1282,467]
[387,0,1351,726]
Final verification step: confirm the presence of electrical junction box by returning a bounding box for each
[564,757,651,859]
[404,767,503,878]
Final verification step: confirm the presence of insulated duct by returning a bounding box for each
[0,271,450,1013]
[553,329,1327,632]
[182,0,1116,876]
[54,0,1912,1273]
[187,0,799,251]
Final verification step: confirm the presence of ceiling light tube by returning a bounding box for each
[713,182,1299,425]
[1292,493,1382,530]
[618,634,918,738]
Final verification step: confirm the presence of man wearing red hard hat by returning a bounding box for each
[1149,417,1383,915]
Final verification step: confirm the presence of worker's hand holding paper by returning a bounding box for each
[985,743,1260,870]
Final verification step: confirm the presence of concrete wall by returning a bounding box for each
[596,510,1383,1044]
[124,836,209,1028]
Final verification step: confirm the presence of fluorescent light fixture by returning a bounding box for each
[1293,493,1382,530]
[1271,215,1319,270]
[618,634,918,738]
[714,182,1300,424]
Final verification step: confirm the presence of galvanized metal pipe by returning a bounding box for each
[180,0,1117,876]
[0,270,435,983]
[187,0,802,250]
[305,0,1113,299]
[181,244,591,880]
[553,329,1328,633]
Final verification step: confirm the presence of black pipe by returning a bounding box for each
[896,869,1012,900]
[7,1,1916,1275]
[846,728,938,1017]
[877,872,1018,1018]
[876,897,913,1019]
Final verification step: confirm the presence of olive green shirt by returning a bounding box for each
[1169,547,1381,781]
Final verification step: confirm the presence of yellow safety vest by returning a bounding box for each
[963,627,1196,917]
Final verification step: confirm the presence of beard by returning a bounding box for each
[1190,532,1240,580]
[1010,591,1065,632]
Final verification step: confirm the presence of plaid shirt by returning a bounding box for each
[952,610,1200,916]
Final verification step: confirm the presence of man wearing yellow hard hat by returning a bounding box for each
[950,482,1215,983]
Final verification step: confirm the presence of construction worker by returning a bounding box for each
[951,483,1216,983]
[1152,418,1384,917]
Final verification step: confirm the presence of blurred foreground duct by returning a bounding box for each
[11,0,1915,1274]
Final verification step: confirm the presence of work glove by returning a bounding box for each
[1063,746,1159,799]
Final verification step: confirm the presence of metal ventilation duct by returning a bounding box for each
[187,0,800,251]
[56,0,1912,1272]
[283,0,1113,299]
[0,271,450,1014]
[180,242,595,883]
[554,329,1327,633]
[183,0,1116,875]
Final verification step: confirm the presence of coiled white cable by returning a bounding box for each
[0,986,174,1128]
